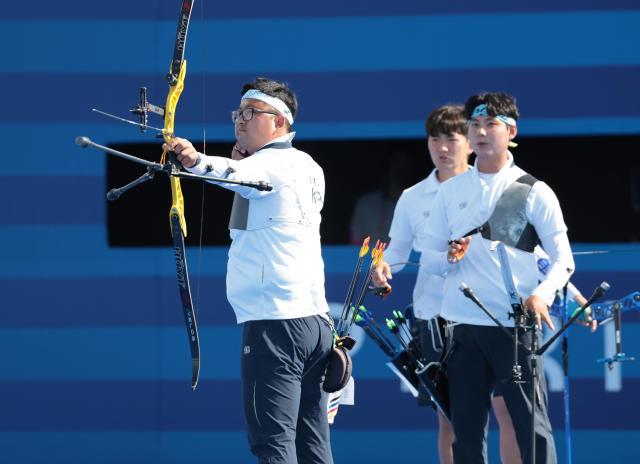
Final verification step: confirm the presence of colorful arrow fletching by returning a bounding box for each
[359,236,371,258]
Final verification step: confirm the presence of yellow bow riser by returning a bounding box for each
[161,60,188,237]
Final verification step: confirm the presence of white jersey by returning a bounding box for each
[188,133,330,323]
[385,169,444,320]
[421,154,574,326]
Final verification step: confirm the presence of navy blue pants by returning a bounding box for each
[447,324,556,464]
[241,315,334,464]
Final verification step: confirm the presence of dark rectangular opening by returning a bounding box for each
[105,135,640,246]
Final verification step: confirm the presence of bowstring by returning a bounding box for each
[195,0,207,314]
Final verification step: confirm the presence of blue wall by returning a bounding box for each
[2,1,640,462]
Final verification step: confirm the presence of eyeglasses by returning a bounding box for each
[231,107,279,123]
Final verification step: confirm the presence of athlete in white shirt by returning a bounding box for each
[373,105,471,464]
[422,92,573,464]
[168,78,333,464]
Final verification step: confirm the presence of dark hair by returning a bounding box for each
[241,77,298,128]
[464,92,519,121]
[425,104,468,137]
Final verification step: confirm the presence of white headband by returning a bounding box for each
[241,89,294,125]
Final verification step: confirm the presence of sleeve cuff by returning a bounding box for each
[531,280,558,307]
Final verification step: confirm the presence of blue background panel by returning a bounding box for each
[0,430,638,464]
[5,1,640,462]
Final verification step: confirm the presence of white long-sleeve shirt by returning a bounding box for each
[421,154,574,326]
[385,169,445,320]
[187,133,330,323]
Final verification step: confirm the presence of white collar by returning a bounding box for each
[425,164,473,192]
[472,151,514,180]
